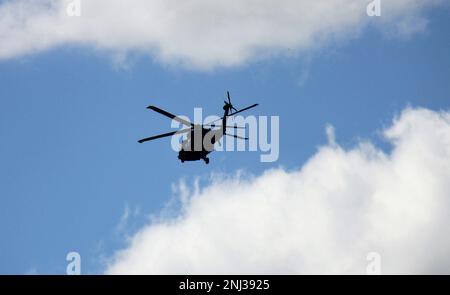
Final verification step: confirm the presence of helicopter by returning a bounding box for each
[138,91,258,164]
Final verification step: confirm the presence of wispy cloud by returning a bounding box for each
[115,203,141,236]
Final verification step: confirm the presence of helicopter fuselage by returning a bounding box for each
[177,127,223,164]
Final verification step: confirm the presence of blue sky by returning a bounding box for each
[0,2,450,274]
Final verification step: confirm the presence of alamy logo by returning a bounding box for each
[169,108,280,163]
[66,0,81,17]
[366,252,382,275]
[66,251,81,275]
[367,0,381,17]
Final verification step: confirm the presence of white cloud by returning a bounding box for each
[105,107,450,274]
[0,0,445,69]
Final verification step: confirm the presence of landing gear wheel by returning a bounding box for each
[204,158,210,164]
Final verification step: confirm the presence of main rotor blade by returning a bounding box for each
[138,128,191,143]
[229,103,259,116]
[204,103,259,125]
[147,106,193,127]
[227,91,231,104]
[225,126,245,129]
[204,124,245,129]
[225,133,248,140]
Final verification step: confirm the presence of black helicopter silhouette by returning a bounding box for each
[138,91,258,164]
